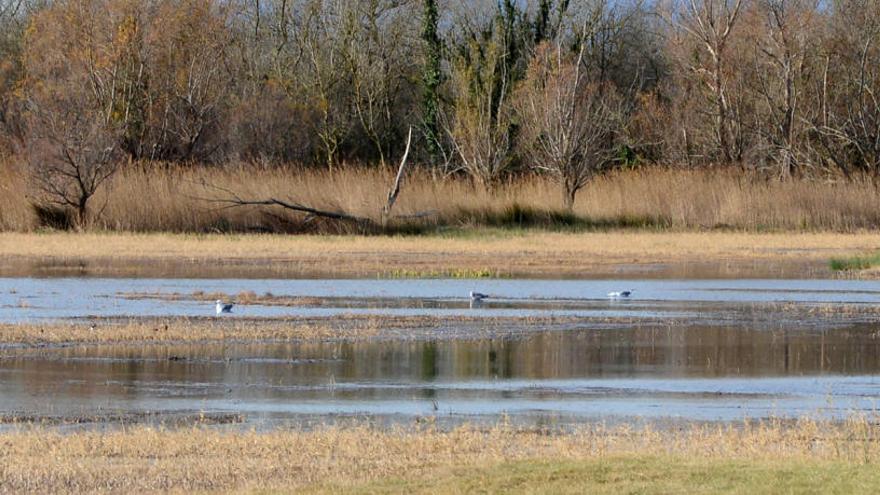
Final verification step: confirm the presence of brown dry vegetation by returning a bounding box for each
[0,226,877,279]
[1,417,879,493]
[7,0,880,237]
[0,316,574,347]
[123,290,352,307]
[3,164,880,233]
[2,301,878,349]
[0,318,379,346]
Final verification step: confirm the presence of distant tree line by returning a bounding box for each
[1,0,880,219]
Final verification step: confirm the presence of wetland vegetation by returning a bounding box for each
[0,256,878,493]
[2,418,880,493]
[1,230,879,279]
[2,1,880,490]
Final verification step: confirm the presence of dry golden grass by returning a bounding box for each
[0,314,630,348]
[0,417,878,493]
[0,229,877,277]
[86,166,880,232]
[3,162,880,232]
[3,163,880,276]
[0,157,36,231]
[0,319,380,346]
[7,229,873,260]
[0,315,568,347]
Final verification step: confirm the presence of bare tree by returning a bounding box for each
[342,0,415,166]
[299,0,354,169]
[144,0,233,161]
[748,0,818,178]
[225,0,318,163]
[26,105,121,227]
[21,0,129,226]
[570,0,649,90]
[517,43,623,209]
[661,0,745,164]
[810,0,880,178]
[443,86,516,188]
[444,6,520,187]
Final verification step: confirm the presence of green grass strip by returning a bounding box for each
[830,252,880,271]
[312,456,880,495]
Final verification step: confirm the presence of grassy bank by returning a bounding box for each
[4,164,880,232]
[2,230,879,278]
[343,458,879,494]
[1,418,878,493]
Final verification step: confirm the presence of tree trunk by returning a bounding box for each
[76,195,89,230]
[714,56,732,164]
[563,183,577,211]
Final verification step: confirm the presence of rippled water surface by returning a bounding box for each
[1,277,880,427]
[2,277,880,322]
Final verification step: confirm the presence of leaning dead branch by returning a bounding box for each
[383,126,413,219]
[205,126,417,231]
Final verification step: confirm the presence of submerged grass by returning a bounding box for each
[830,252,880,272]
[122,290,334,307]
[379,267,506,279]
[2,416,880,493]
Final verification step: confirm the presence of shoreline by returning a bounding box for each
[2,230,878,279]
[2,230,879,493]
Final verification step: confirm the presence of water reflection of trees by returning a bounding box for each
[7,325,880,402]
[332,324,880,381]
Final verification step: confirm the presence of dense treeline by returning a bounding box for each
[0,0,879,224]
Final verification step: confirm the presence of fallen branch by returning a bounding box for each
[219,197,371,224]
[199,128,416,231]
[198,182,375,227]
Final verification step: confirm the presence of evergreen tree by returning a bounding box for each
[421,0,442,166]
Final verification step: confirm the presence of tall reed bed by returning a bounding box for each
[0,158,34,231]
[2,161,880,232]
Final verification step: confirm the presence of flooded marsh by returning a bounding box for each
[1,276,880,427]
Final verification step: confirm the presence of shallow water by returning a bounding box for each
[2,322,880,426]
[2,277,880,323]
[2,276,880,427]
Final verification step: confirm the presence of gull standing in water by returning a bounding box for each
[216,300,234,315]
[469,290,489,309]
[470,291,489,302]
[607,290,633,299]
